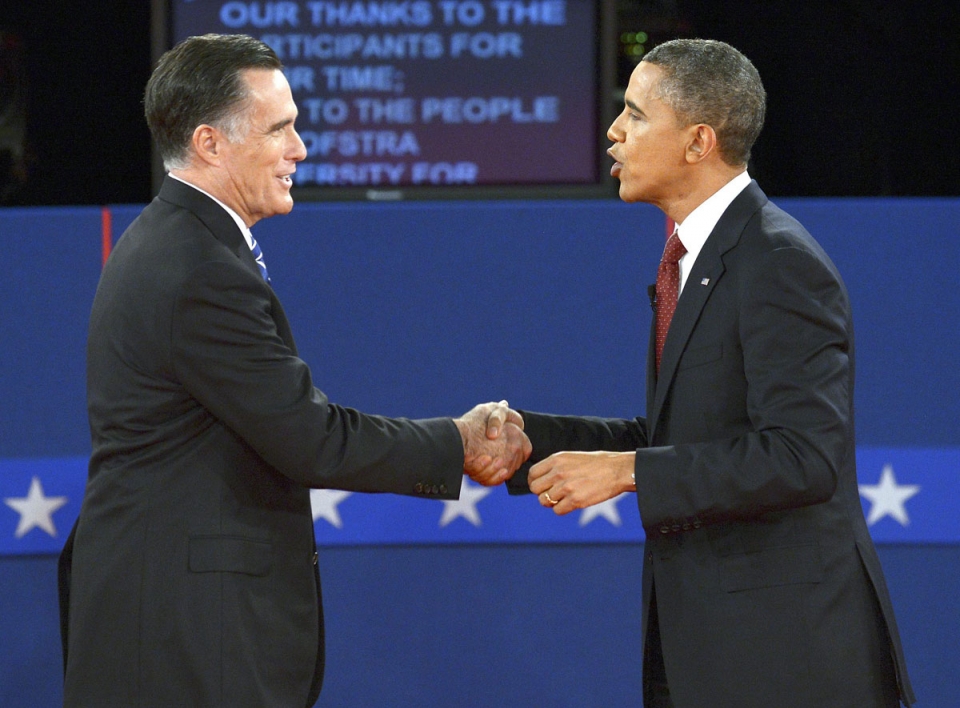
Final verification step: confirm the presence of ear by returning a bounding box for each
[685,124,718,163]
[191,124,226,167]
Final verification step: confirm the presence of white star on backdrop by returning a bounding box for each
[579,493,628,527]
[4,476,68,538]
[439,477,491,528]
[310,489,352,528]
[859,464,920,526]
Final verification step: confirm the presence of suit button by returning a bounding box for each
[660,526,670,534]
[671,524,681,532]
[439,484,447,494]
[431,485,439,494]
[693,520,702,529]
[414,483,424,493]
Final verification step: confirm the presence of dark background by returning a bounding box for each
[0,0,957,206]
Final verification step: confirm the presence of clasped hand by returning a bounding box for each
[455,401,532,485]
[456,404,635,514]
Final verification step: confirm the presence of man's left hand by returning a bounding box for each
[528,451,636,514]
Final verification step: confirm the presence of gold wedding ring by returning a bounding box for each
[543,492,559,506]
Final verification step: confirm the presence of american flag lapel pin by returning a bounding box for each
[701,277,710,286]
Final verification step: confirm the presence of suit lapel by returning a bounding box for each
[647,253,725,440]
[158,176,298,353]
[646,182,768,441]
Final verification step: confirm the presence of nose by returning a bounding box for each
[607,110,626,143]
[289,128,307,162]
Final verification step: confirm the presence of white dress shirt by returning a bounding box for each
[675,170,752,294]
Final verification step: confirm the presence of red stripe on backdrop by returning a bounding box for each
[101,206,112,267]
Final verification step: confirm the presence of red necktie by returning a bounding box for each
[655,231,687,371]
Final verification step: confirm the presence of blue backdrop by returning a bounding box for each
[2,196,958,705]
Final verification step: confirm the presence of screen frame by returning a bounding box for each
[149,0,619,201]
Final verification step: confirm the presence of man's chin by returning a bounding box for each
[275,197,295,215]
[618,182,640,204]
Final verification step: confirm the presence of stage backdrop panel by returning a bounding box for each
[1,196,958,706]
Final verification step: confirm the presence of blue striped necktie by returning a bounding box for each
[250,235,270,283]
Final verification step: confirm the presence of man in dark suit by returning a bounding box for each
[59,34,530,707]
[511,39,915,707]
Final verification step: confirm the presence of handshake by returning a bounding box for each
[454,401,638,514]
[453,401,531,486]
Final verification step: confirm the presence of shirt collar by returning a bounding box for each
[168,173,254,250]
[674,171,751,291]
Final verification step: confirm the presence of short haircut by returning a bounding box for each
[144,34,283,170]
[643,39,766,166]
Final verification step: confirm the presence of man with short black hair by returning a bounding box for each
[515,39,914,707]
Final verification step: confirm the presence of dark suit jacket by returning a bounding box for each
[59,176,464,707]
[511,183,915,707]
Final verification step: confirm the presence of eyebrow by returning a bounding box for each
[266,118,294,133]
[625,99,646,116]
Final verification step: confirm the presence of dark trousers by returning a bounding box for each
[643,590,673,708]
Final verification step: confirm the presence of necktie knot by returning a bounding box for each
[661,231,687,264]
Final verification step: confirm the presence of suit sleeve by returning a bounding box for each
[170,258,463,496]
[507,411,647,494]
[636,245,851,528]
